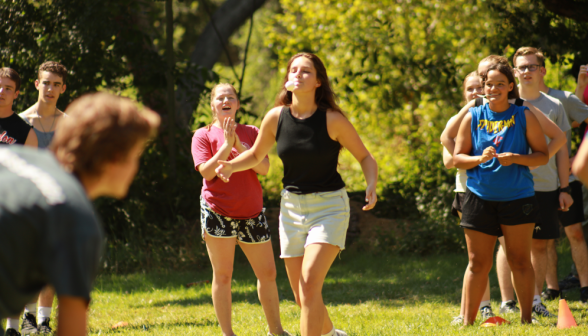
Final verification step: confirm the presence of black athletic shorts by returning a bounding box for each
[533,190,561,240]
[451,192,465,218]
[460,189,538,237]
[558,181,585,227]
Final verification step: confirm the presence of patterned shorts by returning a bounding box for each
[200,197,271,244]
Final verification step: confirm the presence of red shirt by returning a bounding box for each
[191,124,264,219]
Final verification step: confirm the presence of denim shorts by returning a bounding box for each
[279,188,350,258]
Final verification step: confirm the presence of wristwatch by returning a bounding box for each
[560,186,572,195]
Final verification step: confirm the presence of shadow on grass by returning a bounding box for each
[90,318,218,334]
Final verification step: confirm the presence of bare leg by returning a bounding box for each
[239,241,284,335]
[205,234,237,336]
[501,224,535,324]
[285,243,340,336]
[482,278,491,302]
[531,239,549,296]
[564,223,588,287]
[545,239,560,290]
[496,239,516,301]
[38,286,55,307]
[462,229,496,325]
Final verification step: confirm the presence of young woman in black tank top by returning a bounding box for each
[216,53,378,336]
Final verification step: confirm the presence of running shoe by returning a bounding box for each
[480,306,495,320]
[532,302,557,318]
[5,329,21,336]
[581,287,588,304]
[541,288,561,300]
[334,330,348,336]
[559,273,580,291]
[499,300,520,314]
[37,318,53,335]
[20,312,38,335]
[450,315,464,326]
[267,332,292,336]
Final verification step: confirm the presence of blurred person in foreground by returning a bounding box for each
[0,92,160,336]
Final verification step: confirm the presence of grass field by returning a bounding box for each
[87,242,588,335]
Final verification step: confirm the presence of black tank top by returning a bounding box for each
[0,113,32,145]
[275,106,345,194]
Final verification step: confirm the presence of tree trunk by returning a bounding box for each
[175,0,267,124]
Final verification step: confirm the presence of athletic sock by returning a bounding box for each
[322,327,336,336]
[479,300,491,309]
[500,301,509,308]
[532,295,541,307]
[24,303,37,317]
[6,318,19,330]
[37,307,52,323]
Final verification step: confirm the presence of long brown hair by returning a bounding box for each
[462,71,480,104]
[274,53,343,114]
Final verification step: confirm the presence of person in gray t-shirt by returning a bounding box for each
[0,92,159,336]
[514,47,573,317]
[540,70,588,303]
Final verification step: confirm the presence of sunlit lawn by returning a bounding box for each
[86,242,588,335]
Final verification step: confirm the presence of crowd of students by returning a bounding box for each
[441,47,588,326]
[0,47,587,336]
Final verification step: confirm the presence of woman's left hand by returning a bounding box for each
[496,152,515,166]
[363,184,377,211]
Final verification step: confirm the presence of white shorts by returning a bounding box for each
[278,188,350,258]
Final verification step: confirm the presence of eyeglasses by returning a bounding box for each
[516,64,541,72]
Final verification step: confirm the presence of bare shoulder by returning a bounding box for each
[263,106,283,122]
[326,108,350,126]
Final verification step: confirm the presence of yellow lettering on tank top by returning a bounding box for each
[477,115,515,134]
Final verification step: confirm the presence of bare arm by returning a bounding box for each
[24,128,38,148]
[523,102,565,158]
[442,146,454,169]
[503,110,549,167]
[197,119,237,181]
[576,65,587,104]
[234,133,270,175]
[216,107,281,181]
[556,145,573,210]
[454,113,495,169]
[57,296,87,336]
[328,110,378,210]
[440,100,476,152]
[572,137,588,184]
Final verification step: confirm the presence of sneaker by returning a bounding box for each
[581,287,588,304]
[499,300,520,314]
[531,316,540,324]
[450,315,464,326]
[334,330,348,336]
[20,312,38,335]
[268,332,292,336]
[532,302,557,318]
[37,318,53,335]
[559,273,581,291]
[5,329,21,336]
[541,288,561,300]
[480,306,495,319]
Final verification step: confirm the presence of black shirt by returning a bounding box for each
[0,146,104,320]
[275,106,345,194]
[0,112,32,145]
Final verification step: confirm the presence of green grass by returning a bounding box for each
[85,240,588,335]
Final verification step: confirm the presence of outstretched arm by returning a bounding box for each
[328,110,378,210]
[523,102,565,158]
[440,100,476,153]
[216,107,281,182]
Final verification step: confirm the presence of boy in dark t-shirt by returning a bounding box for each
[0,92,160,336]
[0,68,37,147]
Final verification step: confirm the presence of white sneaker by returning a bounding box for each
[334,330,348,336]
[268,332,292,336]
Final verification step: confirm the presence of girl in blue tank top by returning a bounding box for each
[453,63,548,326]
[466,103,534,201]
